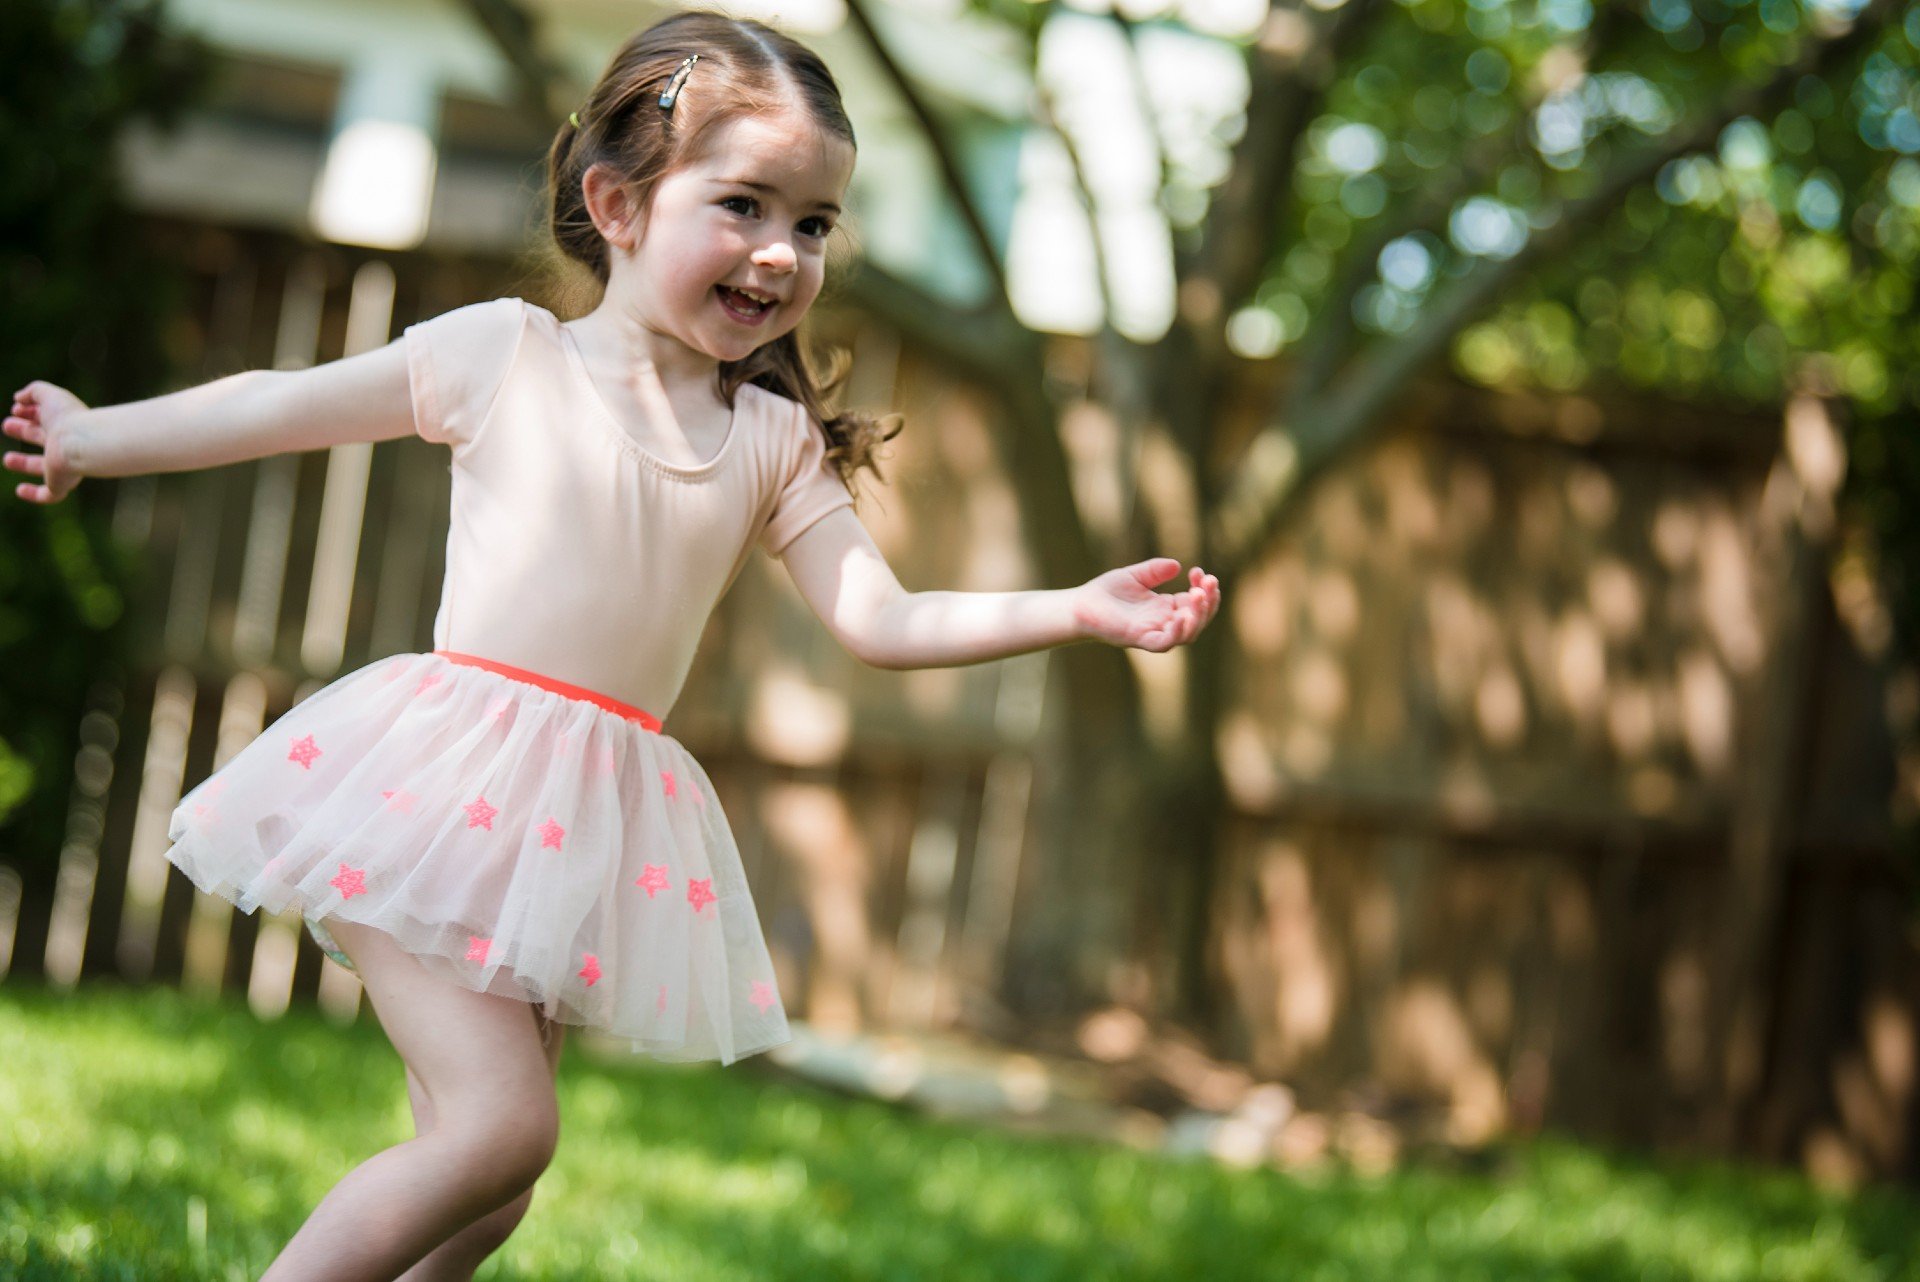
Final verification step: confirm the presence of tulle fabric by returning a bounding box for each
[163,651,791,1065]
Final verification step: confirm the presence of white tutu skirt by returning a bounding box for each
[163,650,792,1065]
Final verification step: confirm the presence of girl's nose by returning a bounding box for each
[752,241,797,272]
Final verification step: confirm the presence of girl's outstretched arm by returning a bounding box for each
[5,340,416,504]
[777,507,1221,670]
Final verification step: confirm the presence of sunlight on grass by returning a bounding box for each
[2,982,1916,1281]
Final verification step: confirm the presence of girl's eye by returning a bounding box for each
[721,195,833,240]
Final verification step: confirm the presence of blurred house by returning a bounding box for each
[116,0,1027,290]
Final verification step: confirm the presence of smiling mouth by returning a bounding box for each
[715,286,775,320]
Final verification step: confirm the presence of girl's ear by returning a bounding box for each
[581,163,639,250]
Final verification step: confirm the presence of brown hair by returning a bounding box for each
[544,9,900,498]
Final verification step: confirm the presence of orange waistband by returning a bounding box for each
[433,650,662,733]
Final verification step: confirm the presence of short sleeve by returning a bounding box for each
[758,402,855,557]
[402,297,526,447]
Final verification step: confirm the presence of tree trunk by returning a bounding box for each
[1704,389,1843,1150]
[1004,687,1152,1021]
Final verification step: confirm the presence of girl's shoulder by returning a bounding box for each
[402,297,533,448]
[413,295,529,329]
[733,377,807,429]
[405,296,533,370]
[734,381,823,468]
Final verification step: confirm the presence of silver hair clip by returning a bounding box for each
[658,54,700,113]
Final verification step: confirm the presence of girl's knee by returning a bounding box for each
[514,1103,561,1179]
[446,1095,560,1192]
[490,1135,557,1205]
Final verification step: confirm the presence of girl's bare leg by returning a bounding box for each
[396,1011,567,1282]
[260,920,563,1282]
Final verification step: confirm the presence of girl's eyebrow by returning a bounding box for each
[712,178,842,215]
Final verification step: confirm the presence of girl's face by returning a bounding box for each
[609,106,855,367]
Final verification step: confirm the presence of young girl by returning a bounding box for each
[6,9,1220,1279]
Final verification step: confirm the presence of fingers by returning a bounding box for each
[7,386,52,484]
[5,409,47,446]
[6,387,57,504]
[1127,557,1181,589]
[1173,594,1202,645]
[1156,566,1220,649]
[1111,563,1221,652]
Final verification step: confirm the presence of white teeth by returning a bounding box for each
[725,286,773,306]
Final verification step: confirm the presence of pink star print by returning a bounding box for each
[687,877,716,914]
[464,795,498,830]
[689,781,705,809]
[579,953,602,987]
[657,983,669,1014]
[192,801,219,828]
[466,935,491,963]
[329,862,367,899]
[597,746,617,777]
[486,695,512,720]
[635,864,670,898]
[288,734,322,770]
[749,980,776,1014]
[381,788,418,815]
[415,672,442,696]
[660,769,677,798]
[538,817,566,851]
[261,855,286,877]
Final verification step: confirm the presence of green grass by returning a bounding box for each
[1,982,1916,1281]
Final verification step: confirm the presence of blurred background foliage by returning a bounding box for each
[1239,0,1919,666]
[0,0,213,869]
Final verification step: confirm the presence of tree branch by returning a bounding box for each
[1281,128,1517,415]
[1210,0,1901,574]
[842,0,1009,302]
[1288,2,1667,415]
[1185,0,1389,332]
[836,259,1026,389]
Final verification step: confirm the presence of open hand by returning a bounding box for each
[6,381,85,505]
[1074,557,1221,652]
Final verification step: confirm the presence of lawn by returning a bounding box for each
[1,981,1915,1281]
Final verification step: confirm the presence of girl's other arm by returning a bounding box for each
[6,339,415,503]
[777,507,1221,669]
